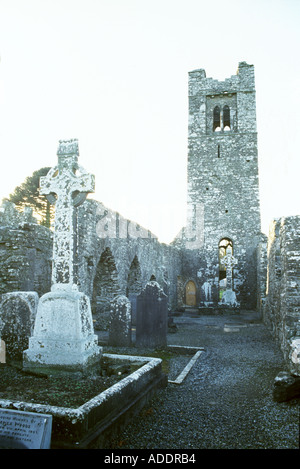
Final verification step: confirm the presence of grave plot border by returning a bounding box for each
[0,353,167,449]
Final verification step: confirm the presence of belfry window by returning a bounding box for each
[223,105,231,130]
[213,106,221,132]
[213,104,231,132]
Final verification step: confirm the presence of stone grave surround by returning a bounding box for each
[23,139,101,372]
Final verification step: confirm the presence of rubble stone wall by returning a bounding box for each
[0,202,52,297]
[176,62,261,309]
[263,216,300,375]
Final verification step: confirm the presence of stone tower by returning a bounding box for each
[180,62,261,309]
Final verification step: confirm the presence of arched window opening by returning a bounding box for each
[126,255,142,297]
[223,105,231,131]
[218,238,233,300]
[213,106,221,132]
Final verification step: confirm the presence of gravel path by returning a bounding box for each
[103,312,300,450]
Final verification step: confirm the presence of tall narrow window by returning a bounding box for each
[213,106,221,132]
[223,105,231,130]
[219,238,233,299]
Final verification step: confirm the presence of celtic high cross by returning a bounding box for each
[220,245,238,291]
[40,139,95,290]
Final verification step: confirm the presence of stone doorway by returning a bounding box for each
[185,280,197,306]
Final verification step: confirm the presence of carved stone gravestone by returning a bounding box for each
[108,295,132,347]
[128,293,137,326]
[136,281,168,348]
[23,139,101,373]
[0,408,52,449]
[0,292,39,362]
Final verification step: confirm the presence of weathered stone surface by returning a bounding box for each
[136,281,168,348]
[40,138,95,290]
[0,292,39,362]
[0,408,52,449]
[0,201,37,226]
[273,371,300,402]
[0,318,5,363]
[175,62,261,310]
[23,140,101,372]
[23,289,100,370]
[262,216,300,375]
[76,200,182,322]
[108,295,132,347]
[0,204,52,297]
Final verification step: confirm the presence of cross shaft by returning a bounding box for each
[40,139,95,290]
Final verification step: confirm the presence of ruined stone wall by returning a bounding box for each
[257,233,268,312]
[263,216,300,375]
[178,62,261,309]
[0,198,182,331]
[0,202,52,297]
[76,199,182,328]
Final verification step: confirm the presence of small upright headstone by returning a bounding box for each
[108,295,132,347]
[136,281,168,349]
[0,292,39,362]
[0,340,5,363]
[128,293,137,325]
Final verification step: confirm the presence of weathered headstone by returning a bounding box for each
[0,292,39,362]
[0,408,52,449]
[128,293,137,326]
[23,139,101,373]
[0,340,5,363]
[219,246,239,307]
[108,295,132,347]
[136,281,168,348]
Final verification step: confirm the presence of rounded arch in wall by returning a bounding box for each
[92,246,121,330]
[126,255,143,297]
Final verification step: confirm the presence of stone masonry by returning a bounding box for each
[75,199,181,330]
[263,216,300,376]
[0,202,52,297]
[23,139,101,372]
[176,62,261,310]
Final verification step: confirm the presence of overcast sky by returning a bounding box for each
[0,0,299,243]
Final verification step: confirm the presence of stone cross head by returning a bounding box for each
[40,139,95,207]
[40,139,95,290]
